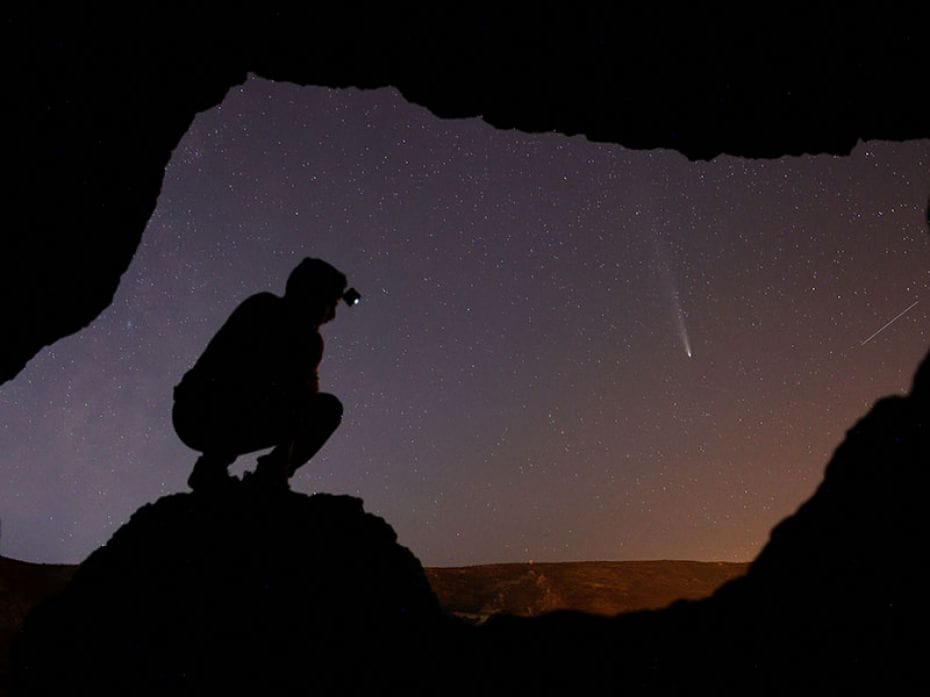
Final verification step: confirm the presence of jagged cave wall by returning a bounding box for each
[5,5,929,383]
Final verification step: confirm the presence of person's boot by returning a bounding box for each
[187,453,236,493]
[250,446,291,491]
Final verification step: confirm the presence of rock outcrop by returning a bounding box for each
[13,485,456,695]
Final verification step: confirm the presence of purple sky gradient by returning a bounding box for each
[2,78,928,566]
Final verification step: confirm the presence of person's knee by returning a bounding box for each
[297,393,342,437]
[316,393,343,424]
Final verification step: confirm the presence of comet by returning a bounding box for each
[860,300,918,346]
[675,305,692,358]
[653,236,692,359]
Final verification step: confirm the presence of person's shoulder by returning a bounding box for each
[232,292,283,313]
[222,292,286,329]
[239,291,281,306]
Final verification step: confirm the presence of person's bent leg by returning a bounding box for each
[173,393,237,492]
[174,384,280,492]
[253,393,343,486]
[287,393,343,477]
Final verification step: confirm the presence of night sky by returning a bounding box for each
[2,78,928,567]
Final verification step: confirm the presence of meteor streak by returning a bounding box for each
[860,300,918,346]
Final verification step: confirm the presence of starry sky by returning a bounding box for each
[2,78,928,567]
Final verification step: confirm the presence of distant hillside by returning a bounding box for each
[425,561,748,622]
[0,554,743,689]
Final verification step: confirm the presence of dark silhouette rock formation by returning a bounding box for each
[0,556,747,689]
[0,558,74,692]
[479,351,929,695]
[6,6,930,382]
[707,349,929,693]
[13,352,929,694]
[13,486,456,695]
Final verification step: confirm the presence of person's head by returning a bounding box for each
[284,258,348,326]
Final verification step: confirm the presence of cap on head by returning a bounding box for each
[285,258,347,304]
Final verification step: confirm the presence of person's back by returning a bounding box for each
[176,292,322,400]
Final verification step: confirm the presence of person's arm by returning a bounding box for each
[304,331,324,393]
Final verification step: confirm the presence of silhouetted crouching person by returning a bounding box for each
[173,258,351,492]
